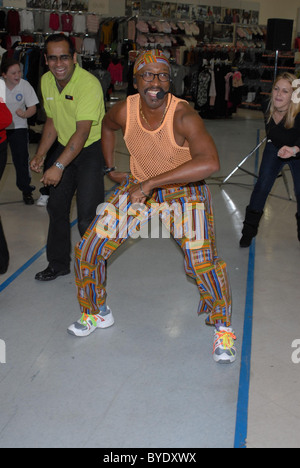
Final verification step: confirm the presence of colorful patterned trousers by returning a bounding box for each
[75,176,232,326]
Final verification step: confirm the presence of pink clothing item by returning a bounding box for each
[233,71,243,87]
[49,12,60,31]
[61,13,73,32]
[87,14,100,34]
[136,21,149,33]
[108,62,123,84]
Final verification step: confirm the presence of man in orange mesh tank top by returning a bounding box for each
[68,50,236,364]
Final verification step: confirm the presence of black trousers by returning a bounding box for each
[46,139,105,271]
[0,140,7,182]
[6,128,33,194]
[0,141,9,274]
[39,140,60,196]
[0,216,9,274]
[249,141,300,214]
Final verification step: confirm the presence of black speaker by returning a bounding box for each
[266,18,294,51]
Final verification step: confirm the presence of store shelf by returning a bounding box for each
[261,65,295,69]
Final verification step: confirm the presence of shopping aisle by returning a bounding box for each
[0,111,298,448]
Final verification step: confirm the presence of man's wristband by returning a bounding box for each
[293,147,298,157]
[103,166,116,175]
[140,182,153,198]
[54,161,65,171]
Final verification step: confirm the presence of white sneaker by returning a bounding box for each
[213,326,237,364]
[67,307,114,337]
[36,195,49,206]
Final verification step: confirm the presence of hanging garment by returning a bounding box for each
[100,21,114,45]
[82,38,97,55]
[171,64,189,97]
[225,72,233,101]
[73,36,83,54]
[86,14,100,34]
[209,66,216,106]
[0,10,6,30]
[127,20,136,41]
[73,13,86,34]
[49,12,60,31]
[61,13,73,33]
[90,69,111,98]
[19,10,34,32]
[107,61,123,84]
[22,48,41,92]
[33,10,43,32]
[196,69,211,109]
[6,9,20,35]
[213,64,227,117]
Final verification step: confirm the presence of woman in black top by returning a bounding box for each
[240,73,300,247]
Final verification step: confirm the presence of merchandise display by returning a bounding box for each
[0,5,297,114]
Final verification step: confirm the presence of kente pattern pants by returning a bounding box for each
[75,176,232,326]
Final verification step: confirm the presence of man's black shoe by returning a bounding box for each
[23,193,34,205]
[35,266,70,281]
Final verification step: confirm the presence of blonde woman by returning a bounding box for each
[240,73,300,247]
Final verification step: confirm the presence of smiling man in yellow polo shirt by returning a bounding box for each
[31,34,105,281]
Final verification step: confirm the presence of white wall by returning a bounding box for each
[247,0,298,27]
[89,0,299,37]
[88,0,125,15]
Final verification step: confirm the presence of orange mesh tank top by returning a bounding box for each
[124,94,192,182]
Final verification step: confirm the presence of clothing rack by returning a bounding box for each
[18,41,40,46]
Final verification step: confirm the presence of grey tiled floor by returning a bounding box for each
[0,107,299,448]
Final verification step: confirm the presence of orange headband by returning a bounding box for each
[133,49,171,75]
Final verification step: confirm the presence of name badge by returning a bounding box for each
[65,95,73,100]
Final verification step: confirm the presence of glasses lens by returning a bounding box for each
[141,72,170,82]
[142,72,154,82]
[47,55,71,62]
[159,73,170,82]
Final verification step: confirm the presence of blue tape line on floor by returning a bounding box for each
[0,245,47,293]
[0,218,78,293]
[0,185,119,293]
[234,129,260,448]
[234,241,256,448]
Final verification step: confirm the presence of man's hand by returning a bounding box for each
[128,183,147,205]
[41,166,63,187]
[30,155,45,173]
[108,171,129,185]
[128,179,154,204]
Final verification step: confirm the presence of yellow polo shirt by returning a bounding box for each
[41,64,105,147]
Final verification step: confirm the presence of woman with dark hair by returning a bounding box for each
[1,58,39,204]
[240,73,300,247]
